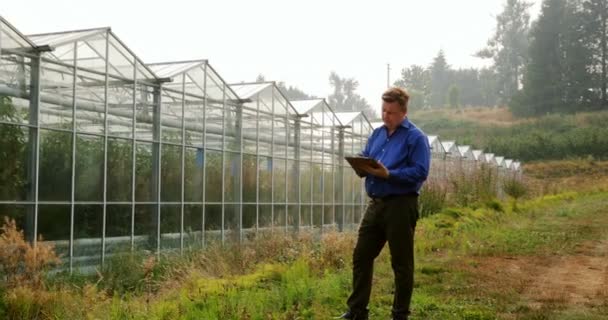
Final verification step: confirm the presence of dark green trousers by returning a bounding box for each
[347,194,419,318]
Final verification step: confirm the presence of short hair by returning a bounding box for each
[382,87,410,112]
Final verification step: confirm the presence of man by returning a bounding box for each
[338,87,431,320]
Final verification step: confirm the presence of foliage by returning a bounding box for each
[477,0,532,104]
[414,109,608,161]
[502,176,528,199]
[448,85,460,108]
[418,182,448,218]
[513,0,597,116]
[328,71,376,118]
[0,218,60,289]
[394,62,499,109]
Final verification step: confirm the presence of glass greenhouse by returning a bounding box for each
[0,16,521,271]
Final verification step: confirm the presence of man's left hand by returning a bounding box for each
[360,161,389,179]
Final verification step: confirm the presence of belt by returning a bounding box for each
[370,193,418,201]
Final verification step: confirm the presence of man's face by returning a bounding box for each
[382,101,406,130]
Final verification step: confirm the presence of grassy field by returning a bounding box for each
[2,160,607,319]
[408,107,608,162]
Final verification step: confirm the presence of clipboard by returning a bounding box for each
[344,156,380,171]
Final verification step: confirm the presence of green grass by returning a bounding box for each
[410,109,608,162]
[2,190,607,319]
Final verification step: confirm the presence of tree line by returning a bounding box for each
[394,0,607,117]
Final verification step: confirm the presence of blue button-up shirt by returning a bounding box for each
[360,118,431,197]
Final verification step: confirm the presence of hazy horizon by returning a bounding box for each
[3,0,541,116]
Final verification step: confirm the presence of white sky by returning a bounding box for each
[3,0,541,117]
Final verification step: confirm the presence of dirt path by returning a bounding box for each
[469,238,608,313]
[525,239,608,308]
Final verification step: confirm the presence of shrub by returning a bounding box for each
[419,181,448,218]
[0,217,60,289]
[503,177,528,200]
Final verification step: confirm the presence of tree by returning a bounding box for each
[328,72,376,118]
[583,0,608,106]
[478,0,533,104]
[448,85,460,108]
[479,68,500,107]
[514,0,595,116]
[394,65,429,109]
[277,82,317,100]
[429,50,451,108]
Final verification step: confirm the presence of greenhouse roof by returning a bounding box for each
[27,27,159,81]
[148,59,207,78]
[484,153,495,163]
[148,59,241,101]
[229,82,273,100]
[472,150,484,161]
[441,141,456,153]
[495,156,505,166]
[290,99,323,116]
[0,15,36,51]
[335,112,362,126]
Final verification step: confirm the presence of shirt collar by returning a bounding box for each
[400,117,411,129]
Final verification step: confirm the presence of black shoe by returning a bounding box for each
[335,310,369,320]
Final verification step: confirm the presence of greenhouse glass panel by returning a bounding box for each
[160,88,183,144]
[161,143,182,202]
[242,106,257,153]
[73,205,103,267]
[184,147,203,202]
[323,164,334,204]
[108,35,135,80]
[204,204,221,243]
[105,205,132,253]
[183,204,202,248]
[106,137,133,202]
[205,100,223,150]
[287,159,298,203]
[38,204,70,254]
[242,204,256,231]
[301,205,311,228]
[0,123,28,201]
[312,205,323,228]
[134,204,156,251]
[204,150,223,203]
[75,69,108,135]
[273,205,286,231]
[323,205,334,226]
[135,142,153,202]
[258,156,272,203]
[272,158,286,202]
[75,133,104,201]
[300,161,312,204]
[258,205,272,229]
[134,84,155,142]
[160,205,180,250]
[242,154,257,203]
[39,129,72,201]
[312,162,324,204]
[287,205,298,230]
[39,62,74,129]
[106,204,132,238]
[224,203,239,237]
[0,55,31,125]
[223,151,240,203]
